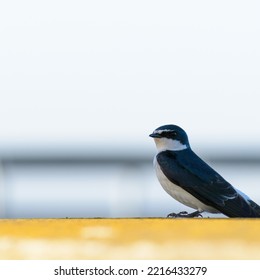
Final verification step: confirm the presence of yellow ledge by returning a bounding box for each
[0,218,260,259]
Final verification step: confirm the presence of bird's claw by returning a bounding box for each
[167,210,203,218]
[167,211,187,218]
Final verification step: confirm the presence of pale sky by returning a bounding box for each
[1,1,260,153]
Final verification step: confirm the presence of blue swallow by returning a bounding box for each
[150,124,260,218]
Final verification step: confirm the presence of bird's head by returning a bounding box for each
[149,124,190,152]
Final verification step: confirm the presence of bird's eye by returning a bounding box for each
[161,130,177,138]
[169,131,177,137]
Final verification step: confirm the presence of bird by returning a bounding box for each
[149,124,260,218]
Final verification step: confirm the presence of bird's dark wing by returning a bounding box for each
[156,150,260,217]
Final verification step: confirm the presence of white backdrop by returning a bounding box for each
[0,1,260,151]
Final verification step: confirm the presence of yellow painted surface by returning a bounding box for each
[0,218,260,259]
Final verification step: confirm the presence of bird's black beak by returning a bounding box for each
[149,133,161,138]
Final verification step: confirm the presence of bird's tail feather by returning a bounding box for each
[248,199,260,216]
[220,194,260,218]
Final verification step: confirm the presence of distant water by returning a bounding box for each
[1,162,260,218]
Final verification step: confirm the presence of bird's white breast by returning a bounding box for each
[153,156,219,213]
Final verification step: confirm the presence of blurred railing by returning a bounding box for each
[0,150,260,218]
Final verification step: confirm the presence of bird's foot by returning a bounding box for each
[167,210,203,218]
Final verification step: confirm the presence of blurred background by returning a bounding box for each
[0,0,260,218]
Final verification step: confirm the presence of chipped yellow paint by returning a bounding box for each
[0,218,260,259]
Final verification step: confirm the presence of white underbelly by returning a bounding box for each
[154,157,219,213]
